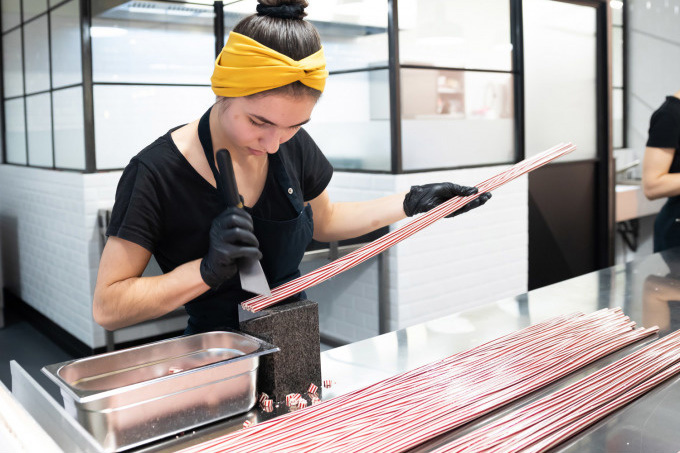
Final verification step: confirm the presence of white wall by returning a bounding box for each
[0,165,188,349]
[0,165,100,346]
[303,167,528,344]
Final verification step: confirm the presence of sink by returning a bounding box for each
[615,183,665,222]
[616,178,642,186]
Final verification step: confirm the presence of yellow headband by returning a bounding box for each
[211,32,328,97]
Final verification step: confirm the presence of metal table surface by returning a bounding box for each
[139,249,680,452]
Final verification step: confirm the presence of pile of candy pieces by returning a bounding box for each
[242,380,336,428]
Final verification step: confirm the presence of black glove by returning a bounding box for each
[200,207,263,288]
[403,182,492,218]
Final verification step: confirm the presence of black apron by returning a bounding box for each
[654,196,680,253]
[184,107,314,334]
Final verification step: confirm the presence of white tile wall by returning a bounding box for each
[0,165,185,349]
[308,167,528,343]
[0,165,98,346]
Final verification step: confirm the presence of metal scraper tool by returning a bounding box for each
[215,149,272,297]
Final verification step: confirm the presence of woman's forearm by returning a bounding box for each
[643,173,680,199]
[642,146,680,200]
[93,259,209,331]
[312,191,408,242]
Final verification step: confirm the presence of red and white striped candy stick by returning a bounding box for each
[431,329,680,453]
[177,309,656,453]
[242,143,576,313]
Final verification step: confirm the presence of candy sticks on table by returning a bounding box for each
[429,328,680,453]
[177,308,654,453]
[241,143,575,313]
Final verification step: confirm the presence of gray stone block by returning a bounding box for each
[240,299,321,401]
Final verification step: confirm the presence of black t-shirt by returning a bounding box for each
[106,126,333,276]
[647,95,680,173]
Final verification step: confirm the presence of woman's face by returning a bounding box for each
[217,93,317,158]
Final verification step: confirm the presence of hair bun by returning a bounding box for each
[256,2,306,20]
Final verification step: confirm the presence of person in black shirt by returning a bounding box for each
[93,0,491,335]
[643,90,680,252]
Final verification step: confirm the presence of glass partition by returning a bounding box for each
[94,85,214,169]
[23,0,48,22]
[53,86,85,170]
[401,69,514,170]
[3,27,23,97]
[92,1,214,84]
[89,0,215,170]
[305,69,391,171]
[397,0,514,171]
[307,0,390,170]
[612,1,625,149]
[4,98,27,164]
[222,0,390,171]
[2,1,616,175]
[1,0,21,31]
[398,0,512,71]
[26,92,53,167]
[24,15,51,94]
[523,0,597,161]
[51,0,82,88]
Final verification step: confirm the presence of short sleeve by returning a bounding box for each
[296,128,333,201]
[647,110,680,148]
[106,159,163,252]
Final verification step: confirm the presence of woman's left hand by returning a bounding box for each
[403,182,492,218]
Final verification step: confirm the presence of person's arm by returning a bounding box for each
[642,146,680,200]
[309,190,408,242]
[93,207,261,331]
[93,237,209,331]
[309,184,491,242]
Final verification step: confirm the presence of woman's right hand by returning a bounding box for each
[200,207,262,288]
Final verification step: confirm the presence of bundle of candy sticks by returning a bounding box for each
[242,143,576,313]
[431,328,680,453]
[179,309,656,453]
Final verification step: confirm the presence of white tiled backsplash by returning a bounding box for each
[0,164,528,348]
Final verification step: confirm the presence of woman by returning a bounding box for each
[93,0,491,335]
[642,90,680,252]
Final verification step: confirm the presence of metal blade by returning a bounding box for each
[238,258,272,297]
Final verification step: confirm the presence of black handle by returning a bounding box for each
[215,149,243,208]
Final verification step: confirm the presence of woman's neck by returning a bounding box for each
[208,105,233,156]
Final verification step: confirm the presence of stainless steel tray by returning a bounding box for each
[42,331,278,452]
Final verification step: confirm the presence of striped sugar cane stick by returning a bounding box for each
[178,310,654,453]
[182,310,636,452]
[331,328,657,453]
[431,329,680,453]
[264,310,644,452]
[523,360,680,453]
[242,143,575,312]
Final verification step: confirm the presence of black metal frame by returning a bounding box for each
[80,0,96,172]
[20,0,28,165]
[620,0,628,148]
[47,6,56,167]
[0,4,5,164]
[595,0,615,267]
[214,1,224,58]
[0,0,621,186]
[510,0,525,162]
[387,0,402,174]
